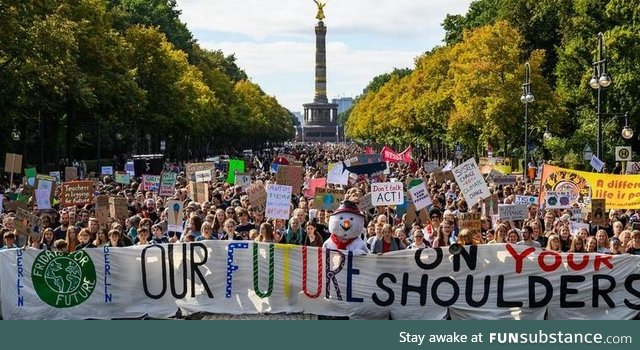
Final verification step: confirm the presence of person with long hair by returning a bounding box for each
[595,229,610,254]
[546,234,561,252]
[568,236,586,253]
[40,228,56,250]
[585,236,598,253]
[212,209,226,239]
[93,227,109,247]
[255,222,277,243]
[76,228,97,249]
[65,226,79,252]
[281,217,305,245]
[487,224,508,244]
[303,221,323,247]
[432,220,454,248]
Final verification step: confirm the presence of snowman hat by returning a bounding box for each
[331,200,364,218]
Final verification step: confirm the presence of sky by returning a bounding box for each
[176,0,473,113]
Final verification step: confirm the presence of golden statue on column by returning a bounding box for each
[313,0,326,21]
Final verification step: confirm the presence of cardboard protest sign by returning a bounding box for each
[405,202,417,225]
[498,204,528,221]
[591,199,606,226]
[226,159,245,184]
[65,167,78,181]
[142,174,161,192]
[371,182,404,206]
[115,172,131,185]
[247,182,267,213]
[234,173,252,190]
[544,191,572,209]
[570,208,583,222]
[358,192,374,212]
[4,201,28,213]
[189,181,209,204]
[101,166,113,175]
[276,165,304,195]
[327,162,349,185]
[432,169,446,184]
[15,208,41,240]
[304,178,326,199]
[4,153,22,174]
[423,161,439,173]
[195,170,212,183]
[483,194,499,216]
[265,184,292,220]
[453,158,490,206]
[458,212,482,233]
[407,181,432,211]
[35,174,57,204]
[158,172,177,197]
[95,195,110,227]
[109,196,128,221]
[185,163,216,179]
[166,199,184,232]
[61,181,93,207]
[313,187,345,211]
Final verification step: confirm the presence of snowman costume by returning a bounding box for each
[322,200,369,255]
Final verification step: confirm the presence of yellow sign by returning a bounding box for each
[540,164,640,209]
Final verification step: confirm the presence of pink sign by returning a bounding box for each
[303,178,327,198]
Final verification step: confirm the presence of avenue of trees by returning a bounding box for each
[0,0,295,167]
[345,0,640,167]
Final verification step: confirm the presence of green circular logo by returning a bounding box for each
[32,250,96,308]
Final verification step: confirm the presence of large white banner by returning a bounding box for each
[1,243,639,320]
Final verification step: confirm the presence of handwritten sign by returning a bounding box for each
[142,174,161,192]
[15,208,41,240]
[95,195,110,227]
[498,204,528,221]
[313,187,345,211]
[247,182,267,213]
[61,181,93,206]
[109,196,128,221]
[35,174,56,204]
[407,181,432,211]
[65,167,78,181]
[276,165,304,195]
[514,195,538,205]
[265,184,292,220]
[235,174,252,190]
[453,158,490,206]
[327,162,349,185]
[101,166,113,175]
[358,192,374,212]
[158,172,177,197]
[185,162,216,179]
[189,181,209,204]
[371,182,404,206]
[458,212,482,232]
[195,170,212,183]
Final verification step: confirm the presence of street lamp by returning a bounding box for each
[590,32,613,159]
[621,113,634,139]
[11,126,20,141]
[521,62,534,177]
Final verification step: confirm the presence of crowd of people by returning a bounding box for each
[1,143,640,258]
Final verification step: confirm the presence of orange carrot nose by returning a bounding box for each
[343,220,351,229]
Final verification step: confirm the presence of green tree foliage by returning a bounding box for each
[0,0,292,166]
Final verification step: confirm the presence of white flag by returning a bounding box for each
[590,155,605,172]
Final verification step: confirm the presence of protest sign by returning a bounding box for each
[591,199,606,226]
[133,156,163,176]
[48,171,61,183]
[327,161,349,185]
[514,195,538,205]
[125,161,135,176]
[246,182,267,213]
[61,181,93,206]
[423,161,439,173]
[371,182,404,206]
[498,204,528,221]
[101,166,113,175]
[24,167,37,186]
[115,172,130,185]
[482,194,499,216]
[195,170,212,183]
[570,222,590,235]
[626,161,640,174]
[185,162,216,179]
[94,195,110,227]
[142,174,161,192]
[313,187,345,211]
[304,178,326,199]
[570,208,583,222]
[358,192,373,212]
[226,159,245,184]
[158,172,177,197]
[189,181,209,204]
[265,184,292,220]
[458,212,481,233]
[166,199,184,233]
[15,208,41,240]
[407,181,432,211]
[65,167,78,181]
[4,153,22,174]
[276,165,304,195]
[35,174,56,204]
[453,158,491,206]
[234,173,252,190]
[109,196,128,221]
[35,189,51,210]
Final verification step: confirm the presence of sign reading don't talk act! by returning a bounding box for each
[371,182,404,206]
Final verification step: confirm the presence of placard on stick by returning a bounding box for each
[109,196,128,221]
[95,195,110,227]
[4,153,22,174]
[246,182,267,213]
[313,187,345,211]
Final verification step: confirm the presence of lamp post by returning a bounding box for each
[590,32,612,159]
[521,62,534,177]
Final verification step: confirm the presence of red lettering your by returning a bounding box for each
[505,245,613,273]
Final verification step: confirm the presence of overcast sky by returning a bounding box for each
[176,0,473,113]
